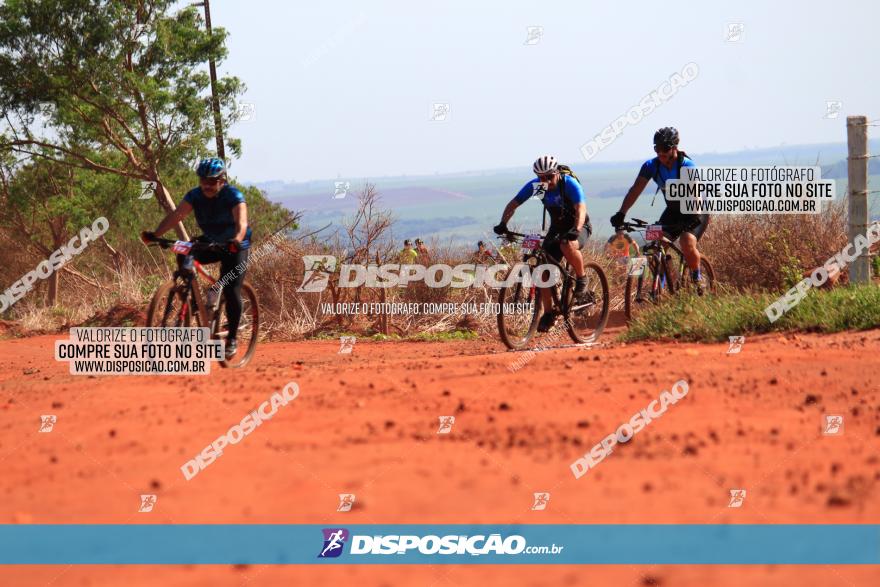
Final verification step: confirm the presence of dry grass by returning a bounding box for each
[0,189,864,339]
[699,202,848,291]
[245,237,505,340]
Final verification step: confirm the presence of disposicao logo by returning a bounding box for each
[317,529,532,557]
[318,528,350,558]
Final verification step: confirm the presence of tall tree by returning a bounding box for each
[0,154,131,306]
[0,0,245,238]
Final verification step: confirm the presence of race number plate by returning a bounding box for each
[521,234,542,253]
[171,241,193,254]
[645,225,664,241]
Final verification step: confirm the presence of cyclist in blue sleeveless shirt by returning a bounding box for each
[142,157,251,358]
[610,127,710,293]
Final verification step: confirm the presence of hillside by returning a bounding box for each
[247,139,880,243]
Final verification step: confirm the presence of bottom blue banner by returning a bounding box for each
[0,525,877,564]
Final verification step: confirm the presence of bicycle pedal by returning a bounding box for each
[577,291,595,303]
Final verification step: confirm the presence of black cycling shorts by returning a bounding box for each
[544,222,591,261]
[657,209,710,241]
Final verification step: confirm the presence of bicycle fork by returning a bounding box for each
[644,252,665,301]
[176,271,214,329]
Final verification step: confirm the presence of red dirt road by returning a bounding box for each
[1,328,879,586]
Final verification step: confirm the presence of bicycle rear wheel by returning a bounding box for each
[213,282,259,369]
[496,262,540,350]
[146,280,195,327]
[565,262,610,344]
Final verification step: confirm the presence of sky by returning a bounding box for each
[205,0,880,183]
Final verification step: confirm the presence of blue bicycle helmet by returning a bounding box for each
[196,157,226,178]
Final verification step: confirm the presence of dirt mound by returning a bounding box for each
[73,303,146,328]
[0,319,23,339]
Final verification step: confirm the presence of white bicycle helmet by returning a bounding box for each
[533,155,558,175]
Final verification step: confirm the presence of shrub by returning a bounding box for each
[698,202,847,291]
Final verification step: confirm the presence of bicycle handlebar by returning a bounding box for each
[495,230,564,246]
[145,236,230,253]
[614,217,700,237]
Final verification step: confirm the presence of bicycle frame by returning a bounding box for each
[635,241,670,301]
[510,233,578,314]
[173,255,219,329]
[622,220,693,299]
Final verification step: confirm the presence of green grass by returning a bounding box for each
[621,285,880,342]
[308,330,360,340]
[408,329,478,342]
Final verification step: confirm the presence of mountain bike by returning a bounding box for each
[496,231,609,350]
[616,218,716,322]
[144,237,259,368]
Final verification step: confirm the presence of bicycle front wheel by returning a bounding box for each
[146,280,194,327]
[566,262,610,344]
[214,282,260,369]
[624,255,666,322]
[496,262,540,350]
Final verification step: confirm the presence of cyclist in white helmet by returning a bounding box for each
[494,155,592,332]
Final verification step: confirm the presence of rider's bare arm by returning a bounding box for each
[232,202,248,242]
[153,200,193,237]
[617,175,650,215]
[500,198,520,225]
[574,202,587,230]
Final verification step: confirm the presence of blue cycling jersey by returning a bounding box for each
[638,155,696,192]
[638,154,695,216]
[513,174,586,227]
[182,184,252,248]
